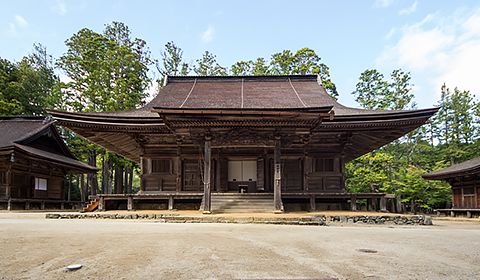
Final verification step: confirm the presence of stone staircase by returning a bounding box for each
[211,193,274,213]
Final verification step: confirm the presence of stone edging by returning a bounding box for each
[45,213,433,226]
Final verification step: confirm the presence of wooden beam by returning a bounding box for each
[202,137,212,214]
[273,137,284,213]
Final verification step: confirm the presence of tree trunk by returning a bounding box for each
[128,165,133,193]
[114,163,124,194]
[101,154,106,194]
[81,174,86,202]
[87,149,98,196]
[102,154,113,194]
[124,165,130,194]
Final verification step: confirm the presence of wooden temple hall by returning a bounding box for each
[48,75,437,213]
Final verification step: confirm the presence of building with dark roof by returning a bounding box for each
[0,116,97,210]
[423,157,480,217]
[48,75,437,213]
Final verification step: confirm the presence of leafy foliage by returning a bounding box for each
[57,21,152,112]
[229,47,338,98]
[0,44,62,116]
[156,41,189,78]
[193,51,227,76]
[347,68,479,211]
[353,69,414,110]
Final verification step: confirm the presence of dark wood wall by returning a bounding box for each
[450,175,479,209]
[1,154,65,200]
[141,147,345,193]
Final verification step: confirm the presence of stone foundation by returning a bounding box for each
[45,213,433,226]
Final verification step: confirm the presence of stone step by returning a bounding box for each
[211,194,273,213]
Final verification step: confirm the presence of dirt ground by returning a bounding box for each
[0,212,479,280]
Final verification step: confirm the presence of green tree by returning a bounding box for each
[346,151,396,193]
[0,44,61,116]
[353,69,414,110]
[193,51,227,76]
[156,41,189,78]
[57,21,152,112]
[57,22,152,196]
[230,48,337,98]
[432,84,478,164]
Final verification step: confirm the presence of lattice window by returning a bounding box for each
[463,188,474,195]
[34,177,48,191]
[151,159,172,174]
[314,158,335,172]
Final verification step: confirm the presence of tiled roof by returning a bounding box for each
[0,117,97,172]
[15,144,98,172]
[423,157,480,180]
[63,75,413,118]
[0,117,51,148]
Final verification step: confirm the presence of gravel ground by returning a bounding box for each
[0,213,479,280]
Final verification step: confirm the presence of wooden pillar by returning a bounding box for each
[5,168,11,199]
[67,174,72,202]
[168,196,174,210]
[98,196,105,211]
[367,198,375,212]
[350,195,357,211]
[303,153,308,192]
[340,154,346,190]
[273,137,284,213]
[380,196,387,212]
[396,196,403,213]
[139,156,145,192]
[127,196,134,211]
[176,143,182,192]
[309,195,316,212]
[202,137,212,214]
[216,153,221,192]
[80,174,85,201]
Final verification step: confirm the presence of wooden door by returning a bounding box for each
[464,195,475,209]
[183,160,202,192]
[452,189,462,208]
[283,159,303,192]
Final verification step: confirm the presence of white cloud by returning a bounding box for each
[7,15,28,35]
[376,9,480,103]
[14,15,28,28]
[399,1,417,16]
[200,25,215,43]
[374,0,394,8]
[51,0,67,16]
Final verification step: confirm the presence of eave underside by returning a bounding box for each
[53,113,433,162]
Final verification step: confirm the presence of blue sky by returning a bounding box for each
[2,0,480,108]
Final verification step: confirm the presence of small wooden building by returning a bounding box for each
[48,75,437,213]
[423,157,480,217]
[0,117,98,210]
